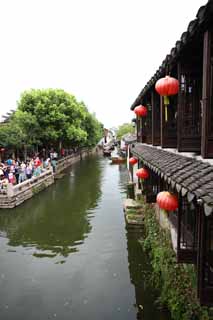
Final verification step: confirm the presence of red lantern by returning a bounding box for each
[155,76,179,122]
[0,148,5,152]
[134,105,147,117]
[156,191,178,211]
[155,76,179,96]
[129,157,138,165]
[136,168,149,179]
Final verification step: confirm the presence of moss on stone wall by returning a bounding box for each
[32,182,46,195]
[139,201,211,320]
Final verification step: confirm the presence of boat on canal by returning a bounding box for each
[110,155,126,164]
[103,148,111,157]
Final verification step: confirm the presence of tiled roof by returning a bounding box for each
[131,143,213,216]
[131,0,213,110]
[122,133,137,144]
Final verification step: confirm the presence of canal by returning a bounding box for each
[0,155,171,320]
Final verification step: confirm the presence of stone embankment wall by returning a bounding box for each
[55,148,93,175]
[0,169,54,209]
[0,148,98,209]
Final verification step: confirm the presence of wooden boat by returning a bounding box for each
[103,149,111,157]
[110,156,126,164]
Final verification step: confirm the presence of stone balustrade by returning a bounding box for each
[0,169,54,209]
[0,148,98,209]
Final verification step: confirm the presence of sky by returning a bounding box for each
[0,0,207,128]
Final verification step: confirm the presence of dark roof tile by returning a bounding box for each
[131,143,213,209]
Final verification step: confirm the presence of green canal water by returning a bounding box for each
[0,156,171,320]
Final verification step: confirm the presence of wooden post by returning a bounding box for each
[136,116,140,142]
[177,62,182,151]
[201,30,212,158]
[177,195,182,262]
[160,96,164,147]
[197,206,205,303]
[152,91,155,145]
[140,117,142,143]
[152,90,160,145]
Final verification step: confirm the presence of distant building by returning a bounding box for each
[100,128,114,145]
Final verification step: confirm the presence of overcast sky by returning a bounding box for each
[0,0,207,128]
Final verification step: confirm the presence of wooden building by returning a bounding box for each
[130,0,213,306]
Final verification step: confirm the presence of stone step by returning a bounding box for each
[123,198,143,211]
[125,213,144,226]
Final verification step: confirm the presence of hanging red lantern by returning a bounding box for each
[156,191,178,211]
[0,148,5,152]
[136,168,149,179]
[129,157,138,165]
[134,105,147,117]
[155,75,179,96]
[155,76,179,122]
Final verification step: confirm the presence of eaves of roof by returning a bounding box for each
[130,0,213,110]
[131,143,213,216]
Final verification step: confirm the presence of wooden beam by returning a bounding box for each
[177,62,182,151]
[201,30,212,158]
[152,91,160,145]
[177,195,182,262]
[160,96,164,147]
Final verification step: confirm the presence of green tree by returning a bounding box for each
[0,89,103,155]
[116,123,135,140]
[18,89,88,149]
[0,110,40,159]
[82,111,103,147]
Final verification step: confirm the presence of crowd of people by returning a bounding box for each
[0,150,59,192]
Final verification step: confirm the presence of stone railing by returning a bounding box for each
[55,148,94,174]
[0,148,98,209]
[0,169,54,209]
[55,153,81,174]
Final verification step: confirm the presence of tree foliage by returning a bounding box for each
[0,110,40,149]
[0,89,103,152]
[116,123,134,140]
[82,110,103,147]
[18,89,88,146]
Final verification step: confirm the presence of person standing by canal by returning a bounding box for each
[19,162,26,183]
[8,170,14,184]
[51,158,57,173]
[60,148,65,158]
[6,156,13,166]
[14,160,20,184]
[26,163,33,179]
[50,149,54,161]
[33,157,42,176]
[53,150,58,160]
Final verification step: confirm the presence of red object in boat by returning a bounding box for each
[156,191,178,211]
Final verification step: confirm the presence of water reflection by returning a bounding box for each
[118,163,128,195]
[0,156,102,259]
[126,221,171,319]
[0,156,173,320]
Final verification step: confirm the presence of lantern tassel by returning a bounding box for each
[165,106,168,122]
[163,96,169,122]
